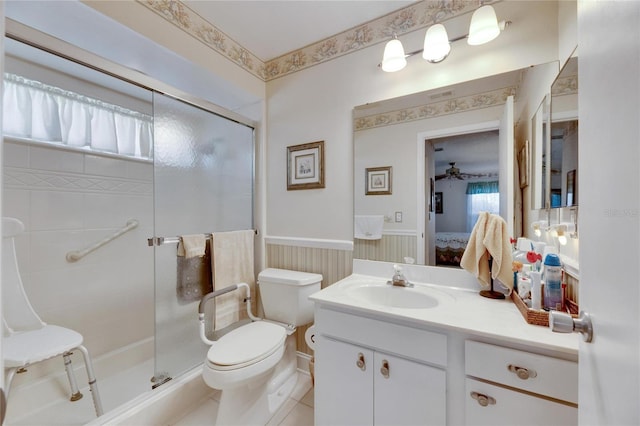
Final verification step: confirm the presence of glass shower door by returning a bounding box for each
[152,92,254,383]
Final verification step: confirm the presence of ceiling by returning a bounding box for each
[183,1,416,61]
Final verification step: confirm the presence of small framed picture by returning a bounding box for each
[287,141,325,190]
[435,192,443,214]
[365,166,392,195]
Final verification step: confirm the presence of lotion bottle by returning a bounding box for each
[530,271,542,310]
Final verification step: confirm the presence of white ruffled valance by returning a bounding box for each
[3,73,153,159]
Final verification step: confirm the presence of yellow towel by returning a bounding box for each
[460,212,513,294]
[177,234,207,258]
[210,230,255,331]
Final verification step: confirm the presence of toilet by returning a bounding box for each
[202,268,322,426]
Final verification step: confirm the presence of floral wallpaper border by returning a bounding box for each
[551,73,578,96]
[138,0,482,82]
[354,85,517,132]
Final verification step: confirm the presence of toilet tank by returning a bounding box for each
[258,268,322,326]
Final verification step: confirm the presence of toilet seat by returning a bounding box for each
[206,321,286,371]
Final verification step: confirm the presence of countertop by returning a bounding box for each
[310,272,579,357]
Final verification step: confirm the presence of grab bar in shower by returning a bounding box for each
[147,229,259,247]
[66,219,139,262]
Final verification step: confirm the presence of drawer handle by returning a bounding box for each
[470,391,496,407]
[380,359,390,378]
[356,353,366,371]
[508,364,537,380]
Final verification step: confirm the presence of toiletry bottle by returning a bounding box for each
[543,254,563,311]
[530,271,542,310]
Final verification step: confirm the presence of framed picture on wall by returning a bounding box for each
[287,141,325,190]
[365,166,392,195]
[435,192,443,214]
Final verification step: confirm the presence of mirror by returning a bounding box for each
[549,52,578,207]
[353,64,552,266]
[530,96,550,210]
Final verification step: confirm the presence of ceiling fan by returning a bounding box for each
[435,162,497,181]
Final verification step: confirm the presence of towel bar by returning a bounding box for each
[147,229,259,247]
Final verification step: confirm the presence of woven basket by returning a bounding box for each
[510,287,578,327]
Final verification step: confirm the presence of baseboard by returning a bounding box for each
[296,350,313,374]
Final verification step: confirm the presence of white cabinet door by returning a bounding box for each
[314,336,373,426]
[374,352,446,426]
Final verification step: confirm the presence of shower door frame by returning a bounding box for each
[5,17,258,391]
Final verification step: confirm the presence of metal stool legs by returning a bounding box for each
[63,352,83,402]
[4,346,104,418]
[77,345,103,417]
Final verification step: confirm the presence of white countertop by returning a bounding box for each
[310,272,579,357]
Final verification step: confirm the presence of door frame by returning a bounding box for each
[416,120,500,265]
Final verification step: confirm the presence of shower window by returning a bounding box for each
[3,72,153,159]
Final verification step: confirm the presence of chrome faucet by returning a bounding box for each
[388,264,413,287]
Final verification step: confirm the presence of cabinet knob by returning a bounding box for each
[380,359,390,378]
[356,352,366,371]
[470,391,496,407]
[508,364,537,380]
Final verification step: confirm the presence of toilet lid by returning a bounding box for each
[207,321,286,370]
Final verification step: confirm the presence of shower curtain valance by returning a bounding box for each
[3,73,153,159]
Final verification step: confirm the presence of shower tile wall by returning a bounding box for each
[3,139,155,381]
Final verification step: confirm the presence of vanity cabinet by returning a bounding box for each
[315,337,446,426]
[314,307,447,426]
[464,340,578,425]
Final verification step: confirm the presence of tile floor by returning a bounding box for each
[172,373,314,426]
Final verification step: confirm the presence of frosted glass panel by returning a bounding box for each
[153,92,254,381]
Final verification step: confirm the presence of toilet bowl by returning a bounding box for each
[200,268,322,426]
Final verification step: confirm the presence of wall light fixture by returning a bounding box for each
[551,223,577,246]
[380,4,511,72]
[531,220,548,238]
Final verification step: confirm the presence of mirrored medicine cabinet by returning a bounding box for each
[532,50,579,211]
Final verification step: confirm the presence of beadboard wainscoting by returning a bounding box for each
[265,237,353,355]
[353,233,417,264]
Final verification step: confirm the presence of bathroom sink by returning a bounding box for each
[346,284,440,309]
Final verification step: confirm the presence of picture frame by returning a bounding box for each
[518,139,530,188]
[435,192,443,214]
[365,166,392,195]
[287,141,325,190]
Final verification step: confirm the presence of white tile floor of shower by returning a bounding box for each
[6,357,314,426]
[172,374,314,426]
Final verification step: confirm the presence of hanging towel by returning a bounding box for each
[354,215,384,240]
[176,234,211,304]
[460,212,514,294]
[211,230,255,331]
[177,234,207,258]
[176,240,212,305]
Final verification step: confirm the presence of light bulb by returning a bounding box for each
[468,5,501,46]
[422,24,451,63]
[381,38,407,72]
[558,233,568,245]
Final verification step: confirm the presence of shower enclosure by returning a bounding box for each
[2,36,255,425]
